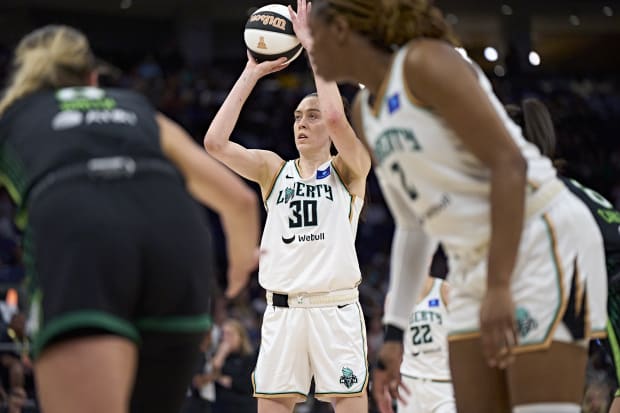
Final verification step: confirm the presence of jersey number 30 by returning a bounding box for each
[289,200,318,228]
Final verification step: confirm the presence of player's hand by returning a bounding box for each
[479,285,517,369]
[372,341,409,413]
[289,0,313,52]
[225,247,260,299]
[245,51,289,78]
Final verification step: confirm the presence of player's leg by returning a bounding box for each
[449,337,510,413]
[507,340,586,413]
[26,182,144,413]
[309,302,368,413]
[508,192,606,413]
[130,331,205,413]
[253,306,311,413]
[446,258,510,413]
[36,335,137,413]
[331,392,368,413]
[397,375,423,413]
[258,397,298,413]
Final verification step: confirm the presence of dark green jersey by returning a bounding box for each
[560,176,620,278]
[0,87,168,225]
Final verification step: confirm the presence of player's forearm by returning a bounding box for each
[204,68,258,152]
[383,226,437,331]
[487,160,527,289]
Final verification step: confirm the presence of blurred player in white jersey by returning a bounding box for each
[399,276,455,413]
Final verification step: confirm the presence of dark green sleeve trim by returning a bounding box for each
[136,313,212,333]
[34,311,141,358]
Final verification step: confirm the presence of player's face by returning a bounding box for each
[293,96,331,153]
[222,324,241,351]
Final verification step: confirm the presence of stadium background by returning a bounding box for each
[0,0,618,412]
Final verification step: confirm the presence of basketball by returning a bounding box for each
[244,4,303,63]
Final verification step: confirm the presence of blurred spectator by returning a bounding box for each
[211,319,257,413]
[0,312,34,413]
[180,330,216,413]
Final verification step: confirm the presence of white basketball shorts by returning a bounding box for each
[252,301,368,400]
[447,189,607,351]
[398,374,456,413]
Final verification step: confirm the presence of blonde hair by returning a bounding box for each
[312,0,459,51]
[223,319,254,356]
[0,25,95,115]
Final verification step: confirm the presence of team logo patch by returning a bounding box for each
[316,166,330,179]
[284,187,294,203]
[515,307,538,338]
[387,93,400,114]
[339,366,358,389]
[428,298,439,308]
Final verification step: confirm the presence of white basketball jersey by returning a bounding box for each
[259,159,363,293]
[401,279,450,381]
[360,45,558,252]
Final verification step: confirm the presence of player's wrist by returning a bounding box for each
[383,324,404,342]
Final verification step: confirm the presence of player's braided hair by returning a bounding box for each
[312,0,459,51]
[0,25,95,115]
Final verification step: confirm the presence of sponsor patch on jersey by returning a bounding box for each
[428,298,439,308]
[387,93,400,114]
[316,166,330,179]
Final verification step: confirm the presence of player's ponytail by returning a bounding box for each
[0,25,95,116]
[521,98,557,159]
[506,98,566,171]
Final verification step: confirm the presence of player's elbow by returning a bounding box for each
[495,150,527,183]
[235,185,259,212]
[323,109,348,131]
[203,133,224,155]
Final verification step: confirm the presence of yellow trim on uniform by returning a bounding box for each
[331,161,355,222]
[591,330,608,339]
[0,173,27,228]
[315,389,367,399]
[294,158,303,178]
[438,280,449,309]
[263,160,287,207]
[447,331,481,342]
[251,371,307,401]
[513,213,567,354]
[574,259,584,318]
[527,180,541,191]
[0,173,22,205]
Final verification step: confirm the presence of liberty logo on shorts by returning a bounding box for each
[339,366,358,389]
[515,307,538,338]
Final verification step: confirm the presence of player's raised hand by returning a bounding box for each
[289,0,313,51]
[245,51,289,78]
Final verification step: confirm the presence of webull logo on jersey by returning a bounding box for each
[281,232,326,244]
[275,182,333,205]
[52,109,138,131]
[373,128,421,164]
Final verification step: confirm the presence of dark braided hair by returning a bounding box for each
[311,0,459,52]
